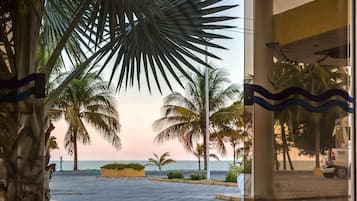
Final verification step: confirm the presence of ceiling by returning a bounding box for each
[280,26,349,66]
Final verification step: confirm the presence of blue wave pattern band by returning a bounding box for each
[244,84,355,113]
[0,73,45,102]
[251,84,355,104]
[0,74,37,89]
[0,88,34,102]
[254,96,355,114]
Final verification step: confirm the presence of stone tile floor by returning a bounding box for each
[50,171,237,201]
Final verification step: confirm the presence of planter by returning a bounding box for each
[101,168,145,177]
[237,173,252,196]
[100,163,145,177]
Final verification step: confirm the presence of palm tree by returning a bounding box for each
[0,1,236,200]
[192,143,219,171]
[153,68,239,170]
[210,99,245,165]
[296,64,348,169]
[269,62,301,170]
[50,72,121,171]
[147,152,176,171]
[270,61,349,169]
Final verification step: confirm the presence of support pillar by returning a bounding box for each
[252,0,275,200]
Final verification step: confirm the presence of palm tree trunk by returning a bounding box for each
[73,131,78,171]
[315,124,320,168]
[198,156,201,171]
[273,133,279,171]
[281,124,287,171]
[233,143,236,165]
[4,103,47,201]
[3,2,48,200]
[286,146,294,170]
[281,124,294,170]
[202,129,208,170]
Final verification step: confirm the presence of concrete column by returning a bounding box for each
[253,0,275,200]
[352,1,356,200]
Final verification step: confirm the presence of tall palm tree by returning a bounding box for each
[270,61,349,169]
[147,152,176,171]
[153,68,239,170]
[269,61,301,170]
[50,71,121,171]
[192,143,219,171]
[0,1,236,200]
[210,99,245,165]
[296,64,348,168]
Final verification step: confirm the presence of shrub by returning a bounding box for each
[225,172,237,183]
[190,173,206,180]
[225,164,240,183]
[101,163,145,171]
[238,160,252,174]
[167,171,184,179]
[225,160,252,182]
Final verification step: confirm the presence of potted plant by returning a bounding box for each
[237,159,252,196]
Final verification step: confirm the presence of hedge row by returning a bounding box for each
[101,163,145,170]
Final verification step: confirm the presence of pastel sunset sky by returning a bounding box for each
[51,0,245,161]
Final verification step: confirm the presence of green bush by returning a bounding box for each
[167,171,184,179]
[101,163,145,170]
[225,172,237,183]
[190,173,206,180]
[238,160,252,174]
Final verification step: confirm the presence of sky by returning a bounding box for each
[51,0,245,161]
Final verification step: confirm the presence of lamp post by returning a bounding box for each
[204,38,211,180]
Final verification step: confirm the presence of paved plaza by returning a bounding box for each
[50,171,350,201]
[50,171,237,201]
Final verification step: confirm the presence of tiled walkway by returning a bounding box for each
[50,172,238,201]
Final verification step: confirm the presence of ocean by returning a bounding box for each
[49,160,237,171]
[49,160,315,171]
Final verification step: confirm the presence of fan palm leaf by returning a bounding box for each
[40,0,239,95]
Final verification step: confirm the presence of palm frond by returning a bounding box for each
[89,0,238,92]
[209,153,220,161]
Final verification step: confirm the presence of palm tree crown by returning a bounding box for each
[210,99,246,165]
[153,68,239,170]
[147,152,176,171]
[192,143,219,170]
[50,71,120,170]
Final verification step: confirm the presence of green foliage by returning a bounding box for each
[147,152,176,171]
[190,173,206,180]
[225,164,240,182]
[192,143,220,170]
[270,62,349,169]
[225,160,252,182]
[153,68,240,169]
[49,136,59,150]
[225,172,237,183]
[167,171,184,179]
[50,71,121,171]
[238,160,252,174]
[101,163,145,171]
